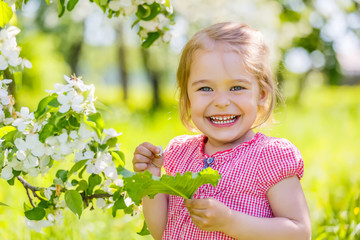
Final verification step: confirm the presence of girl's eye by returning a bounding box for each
[198,87,213,92]
[231,86,244,91]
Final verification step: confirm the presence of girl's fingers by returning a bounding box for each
[187,208,207,217]
[133,153,152,163]
[134,142,161,158]
[184,199,208,209]
[134,144,154,158]
[133,162,148,172]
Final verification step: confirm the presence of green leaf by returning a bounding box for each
[112,189,122,201]
[76,180,88,191]
[25,207,46,220]
[106,137,117,148]
[71,179,79,186]
[68,160,87,177]
[136,3,160,21]
[56,169,68,182]
[88,174,102,194]
[38,200,49,209]
[66,0,79,11]
[1,128,18,142]
[65,190,83,218]
[0,126,16,138]
[141,32,160,48]
[120,168,221,205]
[39,122,55,143]
[69,115,80,128]
[0,1,13,28]
[56,116,67,129]
[112,197,127,217]
[110,151,125,167]
[87,113,104,131]
[57,0,65,17]
[23,203,32,212]
[137,220,150,236]
[34,95,58,118]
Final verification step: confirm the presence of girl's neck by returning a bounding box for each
[203,130,256,156]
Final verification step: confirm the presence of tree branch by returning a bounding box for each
[17,176,45,206]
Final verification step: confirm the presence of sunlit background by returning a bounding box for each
[1,0,360,239]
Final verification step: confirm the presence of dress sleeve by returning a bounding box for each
[163,135,187,176]
[257,138,304,193]
[163,137,177,176]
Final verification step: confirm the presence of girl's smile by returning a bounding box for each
[207,115,239,126]
[187,44,267,154]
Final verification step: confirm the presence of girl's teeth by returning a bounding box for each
[210,116,237,124]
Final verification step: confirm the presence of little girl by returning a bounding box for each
[132,22,311,240]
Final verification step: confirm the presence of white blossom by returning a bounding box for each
[0,27,32,71]
[47,213,55,222]
[78,124,94,140]
[96,198,106,209]
[114,178,124,187]
[75,150,94,161]
[86,152,116,177]
[56,131,73,155]
[57,90,84,113]
[1,166,13,180]
[103,128,122,143]
[0,88,11,105]
[44,188,54,200]
[69,130,78,140]
[45,83,72,94]
[0,48,22,68]
[12,107,35,132]
[124,197,133,207]
[104,165,117,179]
[0,79,12,85]
[15,134,45,159]
[25,218,53,233]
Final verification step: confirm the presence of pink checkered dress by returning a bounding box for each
[162,132,304,240]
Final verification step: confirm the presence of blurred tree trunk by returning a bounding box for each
[116,23,129,100]
[67,39,83,75]
[141,48,160,110]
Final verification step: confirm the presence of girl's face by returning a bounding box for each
[187,46,267,152]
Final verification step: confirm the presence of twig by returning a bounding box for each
[25,187,35,208]
[84,193,112,201]
[17,176,45,207]
[17,176,114,207]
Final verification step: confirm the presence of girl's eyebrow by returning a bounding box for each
[191,78,252,86]
[232,79,252,85]
[191,79,210,86]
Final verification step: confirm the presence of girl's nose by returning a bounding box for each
[214,92,230,108]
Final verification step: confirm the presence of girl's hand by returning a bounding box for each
[132,142,163,177]
[184,197,232,232]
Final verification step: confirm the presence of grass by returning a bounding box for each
[1,85,360,239]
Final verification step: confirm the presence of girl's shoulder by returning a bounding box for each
[257,133,302,160]
[256,133,304,192]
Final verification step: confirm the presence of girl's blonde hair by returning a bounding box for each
[177,22,279,130]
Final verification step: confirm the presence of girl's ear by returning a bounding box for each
[258,88,268,106]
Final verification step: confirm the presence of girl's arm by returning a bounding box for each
[142,194,169,240]
[132,142,169,240]
[185,176,311,240]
